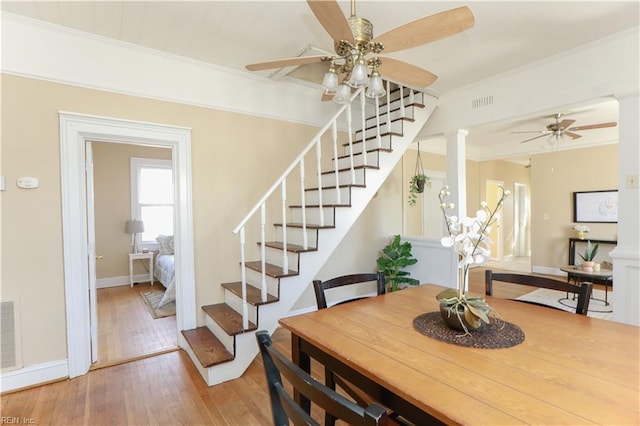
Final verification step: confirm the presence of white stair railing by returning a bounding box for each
[232,85,411,330]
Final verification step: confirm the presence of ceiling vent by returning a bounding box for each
[471,95,494,109]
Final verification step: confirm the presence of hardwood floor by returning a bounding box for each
[94,282,177,369]
[0,267,576,425]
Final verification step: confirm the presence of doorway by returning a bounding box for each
[485,180,504,261]
[90,142,177,368]
[59,112,196,378]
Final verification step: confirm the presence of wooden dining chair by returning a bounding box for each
[255,330,391,426]
[485,270,594,315]
[313,272,386,309]
[313,273,412,425]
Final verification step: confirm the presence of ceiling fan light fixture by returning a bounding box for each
[348,59,369,88]
[366,69,386,98]
[332,83,352,104]
[321,66,339,94]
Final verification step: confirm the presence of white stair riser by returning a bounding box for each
[264,246,299,272]
[305,186,352,205]
[320,167,366,187]
[355,120,404,141]
[290,206,336,226]
[224,291,258,326]
[244,267,280,296]
[204,316,235,354]
[334,150,380,169]
[275,225,318,248]
[364,105,417,129]
[347,134,393,154]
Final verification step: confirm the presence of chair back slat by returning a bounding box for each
[485,270,593,315]
[256,331,390,426]
[313,272,386,310]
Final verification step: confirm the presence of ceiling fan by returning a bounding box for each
[513,112,617,144]
[245,0,474,103]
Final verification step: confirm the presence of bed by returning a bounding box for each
[154,235,176,307]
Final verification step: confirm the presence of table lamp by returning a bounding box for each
[125,219,145,253]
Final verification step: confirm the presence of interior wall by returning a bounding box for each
[92,142,171,280]
[0,74,317,367]
[530,144,618,270]
[1,73,405,369]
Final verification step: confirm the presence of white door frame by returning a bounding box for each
[59,112,196,378]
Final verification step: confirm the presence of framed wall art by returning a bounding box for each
[573,190,618,223]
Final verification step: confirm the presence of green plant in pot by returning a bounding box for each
[578,240,599,272]
[408,174,431,207]
[376,235,419,292]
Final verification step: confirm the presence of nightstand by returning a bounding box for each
[129,252,154,288]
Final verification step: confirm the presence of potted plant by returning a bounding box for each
[578,240,599,272]
[376,235,420,292]
[408,143,431,207]
[408,174,431,206]
[436,185,510,334]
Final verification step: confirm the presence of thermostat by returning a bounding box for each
[17,177,39,189]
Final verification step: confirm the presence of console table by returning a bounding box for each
[568,237,617,265]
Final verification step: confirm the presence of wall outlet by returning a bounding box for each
[626,174,639,188]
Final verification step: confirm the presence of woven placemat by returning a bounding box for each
[413,312,525,349]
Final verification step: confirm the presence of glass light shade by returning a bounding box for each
[348,62,369,88]
[366,73,386,98]
[321,69,339,94]
[332,83,352,104]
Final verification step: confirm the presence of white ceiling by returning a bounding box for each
[3,1,638,156]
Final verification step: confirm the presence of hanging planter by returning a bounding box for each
[408,143,431,206]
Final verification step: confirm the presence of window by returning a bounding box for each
[131,157,174,247]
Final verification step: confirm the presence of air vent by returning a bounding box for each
[1,300,21,371]
[471,95,494,109]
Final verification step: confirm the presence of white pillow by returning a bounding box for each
[156,235,174,255]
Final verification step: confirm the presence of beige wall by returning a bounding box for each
[1,74,404,368]
[531,144,618,268]
[93,143,171,279]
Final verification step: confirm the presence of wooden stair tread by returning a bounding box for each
[336,148,390,160]
[273,222,335,230]
[221,281,279,305]
[202,304,257,335]
[320,164,379,175]
[304,184,365,191]
[261,241,317,253]
[244,261,299,278]
[181,327,234,368]
[289,203,350,209]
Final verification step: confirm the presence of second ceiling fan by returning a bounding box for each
[514,112,617,144]
[245,0,475,102]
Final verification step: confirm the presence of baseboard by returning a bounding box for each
[0,359,68,393]
[96,274,150,289]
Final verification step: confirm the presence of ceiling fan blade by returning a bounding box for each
[557,119,576,129]
[373,6,474,54]
[567,122,618,131]
[307,0,354,44]
[520,133,551,144]
[378,57,437,88]
[564,131,582,140]
[511,130,547,134]
[246,55,327,71]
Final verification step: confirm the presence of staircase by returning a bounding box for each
[180,85,436,386]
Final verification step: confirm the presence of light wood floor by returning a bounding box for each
[93,282,177,369]
[0,267,568,425]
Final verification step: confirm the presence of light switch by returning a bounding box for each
[17,177,39,189]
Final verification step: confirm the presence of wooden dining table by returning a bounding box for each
[278,284,640,425]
